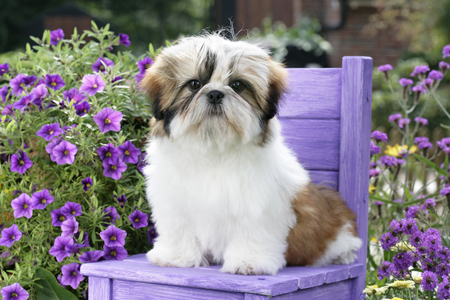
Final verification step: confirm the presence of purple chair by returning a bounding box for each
[81,56,373,300]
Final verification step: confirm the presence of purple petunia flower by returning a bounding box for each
[103,245,128,260]
[92,57,115,73]
[370,142,381,156]
[398,118,410,129]
[388,113,402,123]
[63,88,87,104]
[421,271,438,291]
[443,45,450,58]
[371,130,388,143]
[1,282,29,300]
[11,193,33,219]
[137,153,147,173]
[429,70,444,81]
[437,276,450,300]
[61,201,83,217]
[45,74,65,90]
[31,84,48,106]
[36,123,63,141]
[0,63,9,76]
[31,189,54,210]
[118,141,141,163]
[399,78,413,86]
[45,138,62,161]
[411,65,430,77]
[21,75,37,87]
[100,225,127,247]
[81,177,93,191]
[10,74,26,95]
[52,140,77,165]
[93,107,123,133]
[50,28,64,46]
[135,72,145,83]
[137,57,154,74]
[128,210,148,229]
[60,263,84,289]
[61,217,79,237]
[439,61,450,72]
[79,74,106,96]
[13,93,36,111]
[117,195,127,208]
[10,151,33,174]
[49,235,73,262]
[147,226,158,245]
[111,76,123,84]
[378,64,392,72]
[2,104,13,116]
[0,224,22,248]
[51,208,71,227]
[0,85,9,102]
[103,157,127,180]
[79,250,104,263]
[102,207,120,224]
[73,100,91,117]
[405,205,420,219]
[97,143,120,164]
[118,33,131,47]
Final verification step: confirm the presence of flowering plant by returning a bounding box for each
[366,46,450,299]
[0,22,160,299]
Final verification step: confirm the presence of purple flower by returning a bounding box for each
[31,189,54,210]
[13,93,36,111]
[10,74,26,95]
[92,57,115,73]
[409,230,423,247]
[414,117,428,126]
[380,232,399,251]
[46,138,62,162]
[60,263,84,289]
[421,198,436,211]
[374,201,383,206]
[400,218,418,235]
[0,224,22,247]
[50,28,64,46]
[399,78,413,86]
[2,104,13,116]
[51,208,70,227]
[388,113,402,123]
[1,283,29,300]
[405,205,420,219]
[49,235,74,262]
[52,140,77,165]
[147,226,158,245]
[412,84,427,94]
[389,219,402,236]
[439,61,450,72]
[437,246,450,261]
[421,271,438,291]
[424,228,442,252]
[378,64,392,72]
[63,88,87,104]
[118,33,130,46]
[61,217,79,237]
[102,206,120,224]
[11,193,33,219]
[73,100,91,117]
[443,45,450,58]
[0,85,9,102]
[103,157,127,180]
[21,75,37,87]
[94,107,123,133]
[61,202,83,217]
[437,276,450,300]
[79,250,104,263]
[100,225,127,247]
[137,57,154,74]
[103,245,128,260]
[118,141,141,163]
[379,155,398,168]
[31,84,48,106]
[137,153,147,173]
[81,177,93,191]
[370,142,381,155]
[45,74,65,90]
[371,130,388,143]
[398,118,410,129]
[79,74,105,96]
[393,252,413,271]
[429,70,444,81]
[112,76,123,84]
[440,184,450,196]
[10,151,33,174]
[117,195,127,208]
[135,72,145,83]
[98,143,120,164]
[0,63,9,76]
[36,123,63,141]
[128,210,148,229]
[411,65,430,77]
[369,169,380,178]
[436,263,450,277]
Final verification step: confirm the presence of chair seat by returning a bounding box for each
[80,254,364,299]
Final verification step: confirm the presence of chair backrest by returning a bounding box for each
[279,56,372,296]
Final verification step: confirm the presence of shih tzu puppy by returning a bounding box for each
[141,31,362,275]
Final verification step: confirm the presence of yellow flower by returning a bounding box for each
[369,185,376,194]
[385,144,417,158]
[363,285,378,295]
[374,285,389,295]
[388,280,415,290]
[390,241,416,252]
[392,298,405,300]
[371,237,377,243]
[412,273,422,284]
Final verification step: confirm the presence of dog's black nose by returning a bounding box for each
[207,90,224,104]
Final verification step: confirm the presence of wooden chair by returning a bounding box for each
[81,56,373,300]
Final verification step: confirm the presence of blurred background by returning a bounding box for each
[1,0,450,136]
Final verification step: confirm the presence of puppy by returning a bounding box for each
[141,31,362,275]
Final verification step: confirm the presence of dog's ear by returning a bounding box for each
[140,59,166,121]
[265,59,288,120]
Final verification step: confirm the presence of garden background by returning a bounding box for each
[1,0,450,299]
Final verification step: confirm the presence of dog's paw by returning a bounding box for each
[146,248,203,268]
[220,259,280,275]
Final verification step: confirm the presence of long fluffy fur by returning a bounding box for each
[142,32,361,275]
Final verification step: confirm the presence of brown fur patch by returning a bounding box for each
[285,183,358,266]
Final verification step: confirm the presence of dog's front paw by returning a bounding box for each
[146,246,205,268]
[220,259,281,275]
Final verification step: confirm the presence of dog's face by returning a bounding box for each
[141,34,287,147]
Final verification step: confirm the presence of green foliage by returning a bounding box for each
[35,267,78,300]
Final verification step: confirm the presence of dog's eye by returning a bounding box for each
[231,80,245,93]
[188,80,202,92]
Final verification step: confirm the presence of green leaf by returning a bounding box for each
[35,267,78,300]
[440,123,450,130]
[413,153,448,177]
[369,195,402,207]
